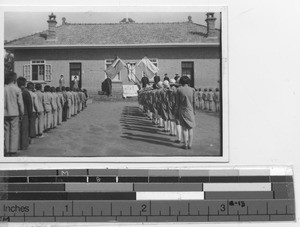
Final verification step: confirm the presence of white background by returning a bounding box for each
[0,0,300,226]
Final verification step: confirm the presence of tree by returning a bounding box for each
[4,50,14,73]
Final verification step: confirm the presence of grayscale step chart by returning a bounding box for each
[0,167,295,222]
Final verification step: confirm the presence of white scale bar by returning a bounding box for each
[203,183,271,191]
[136,192,204,200]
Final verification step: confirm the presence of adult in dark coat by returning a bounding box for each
[17,77,32,150]
[153,74,160,84]
[141,74,150,88]
[163,73,170,82]
[102,78,112,96]
[176,76,196,150]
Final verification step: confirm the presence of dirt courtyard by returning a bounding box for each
[17,101,221,157]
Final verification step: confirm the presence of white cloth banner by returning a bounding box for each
[127,63,136,82]
[122,85,139,98]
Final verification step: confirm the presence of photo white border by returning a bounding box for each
[0,5,229,163]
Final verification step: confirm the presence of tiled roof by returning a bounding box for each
[5,22,220,48]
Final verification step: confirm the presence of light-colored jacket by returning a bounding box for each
[4,83,24,117]
[35,90,45,112]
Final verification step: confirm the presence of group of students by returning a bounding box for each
[138,74,197,150]
[195,88,220,112]
[4,71,89,156]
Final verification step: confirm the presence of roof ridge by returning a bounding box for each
[63,21,206,26]
[5,30,48,44]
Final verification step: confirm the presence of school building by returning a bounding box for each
[4,13,221,94]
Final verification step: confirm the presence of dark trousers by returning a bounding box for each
[19,115,29,150]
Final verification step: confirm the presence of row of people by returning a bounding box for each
[138,76,196,149]
[4,71,89,156]
[195,88,220,112]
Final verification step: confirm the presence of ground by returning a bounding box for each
[17,101,221,157]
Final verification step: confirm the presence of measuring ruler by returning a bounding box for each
[0,167,295,222]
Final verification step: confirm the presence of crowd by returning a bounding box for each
[138,74,221,150]
[195,88,220,112]
[4,71,89,156]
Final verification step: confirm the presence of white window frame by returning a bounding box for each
[142,58,158,77]
[23,60,52,82]
[105,59,121,82]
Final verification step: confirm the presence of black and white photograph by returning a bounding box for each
[2,7,228,162]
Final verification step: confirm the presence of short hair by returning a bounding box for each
[61,86,66,91]
[50,86,56,92]
[209,88,212,91]
[17,77,27,87]
[66,87,70,91]
[179,76,190,86]
[4,71,17,85]
[204,88,207,91]
[35,83,42,91]
[27,82,34,90]
[199,88,201,91]
[56,87,61,92]
[44,85,50,92]
[216,88,219,92]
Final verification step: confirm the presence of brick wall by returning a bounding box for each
[14,47,221,94]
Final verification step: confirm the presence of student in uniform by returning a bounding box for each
[34,83,45,138]
[155,81,164,128]
[214,88,220,112]
[65,87,72,119]
[198,88,203,110]
[83,89,88,109]
[161,80,170,132]
[4,72,24,156]
[167,79,177,136]
[43,85,53,132]
[27,82,38,140]
[51,87,58,128]
[202,88,208,110]
[174,77,183,143]
[208,88,214,111]
[61,86,68,122]
[56,87,64,125]
[17,77,32,150]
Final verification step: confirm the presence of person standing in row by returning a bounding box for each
[51,87,58,128]
[34,83,45,138]
[4,72,24,155]
[43,85,53,132]
[176,76,196,149]
[27,82,38,140]
[214,88,220,112]
[17,77,32,150]
[61,86,68,122]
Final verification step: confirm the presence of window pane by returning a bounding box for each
[32,65,38,80]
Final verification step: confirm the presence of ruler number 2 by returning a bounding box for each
[141,204,147,212]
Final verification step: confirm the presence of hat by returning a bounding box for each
[157,81,163,88]
[163,80,169,87]
[170,79,176,85]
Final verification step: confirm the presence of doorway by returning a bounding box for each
[181,62,194,87]
[69,63,82,89]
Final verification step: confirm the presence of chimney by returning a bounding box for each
[188,16,193,23]
[205,12,217,38]
[47,13,57,40]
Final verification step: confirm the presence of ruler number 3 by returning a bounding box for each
[220,204,226,212]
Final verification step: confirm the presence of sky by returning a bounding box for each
[4,11,221,42]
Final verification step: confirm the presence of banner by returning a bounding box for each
[105,57,125,80]
[138,57,159,78]
[122,85,139,98]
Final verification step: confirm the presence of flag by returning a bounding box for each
[127,63,136,82]
[105,57,125,80]
[138,57,159,78]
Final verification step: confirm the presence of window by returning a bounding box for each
[181,61,194,87]
[23,60,52,82]
[142,59,158,77]
[105,59,121,82]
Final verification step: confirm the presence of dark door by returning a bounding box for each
[181,62,194,87]
[69,63,82,89]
